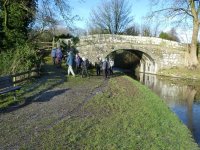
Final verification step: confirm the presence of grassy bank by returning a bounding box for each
[158,67,200,79]
[24,75,199,150]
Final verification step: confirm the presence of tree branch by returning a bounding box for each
[3,0,8,28]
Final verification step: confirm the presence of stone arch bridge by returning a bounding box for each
[76,34,187,74]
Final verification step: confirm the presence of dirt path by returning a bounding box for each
[0,64,108,149]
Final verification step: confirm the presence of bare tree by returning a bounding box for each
[29,0,81,44]
[37,0,80,27]
[89,0,134,34]
[138,17,161,37]
[169,28,180,42]
[123,23,140,36]
[149,0,200,68]
[151,21,161,37]
[141,24,152,37]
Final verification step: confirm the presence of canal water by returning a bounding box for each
[135,73,200,145]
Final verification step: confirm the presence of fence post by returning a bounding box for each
[52,37,55,48]
[13,76,16,86]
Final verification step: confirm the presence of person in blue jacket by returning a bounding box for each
[66,51,75,77]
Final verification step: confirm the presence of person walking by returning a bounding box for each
[66,51,75,77]
[75,53,82,74]
[51,47,57,65]
[109,59,114,75]
[102,58,108,79]
[56,47,63,68]
[81,57,89,78]
[95,57,102,76]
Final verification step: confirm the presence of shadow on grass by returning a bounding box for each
[88,68,125,79]
[0,64,68,113]
[27,88,70,102]
[0,65,125,113]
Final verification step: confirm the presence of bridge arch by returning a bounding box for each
[75,34,187,74]
[105,48,157,74]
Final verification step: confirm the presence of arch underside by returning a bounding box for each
[105,48,157,74]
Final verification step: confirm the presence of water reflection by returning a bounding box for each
[137,73,200,145]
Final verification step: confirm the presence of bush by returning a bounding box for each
[0,44,41,76]
[0,51,13,75]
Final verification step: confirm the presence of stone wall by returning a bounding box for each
[78,34,185,49]
[76,34,187,74]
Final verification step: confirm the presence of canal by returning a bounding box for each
[135,73,200,145]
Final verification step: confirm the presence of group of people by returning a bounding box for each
[51,47,63,68]
[95,57,114,79]
[51,47,114,79]
[67,51,89,78]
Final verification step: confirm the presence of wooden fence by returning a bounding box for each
[11,69,40,84]
[37,42,53,51]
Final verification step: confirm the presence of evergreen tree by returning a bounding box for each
[0,1,3,51]
[0,0,37,50]
[159,32,171,40]
[159,28,180,42]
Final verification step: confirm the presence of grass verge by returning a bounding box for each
[158,67,200,79]
[24,75,199,150]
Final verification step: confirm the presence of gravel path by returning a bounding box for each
[0,65,108,149]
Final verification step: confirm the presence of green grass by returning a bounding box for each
[0,57,99,111]
[0,81,28,110]
[158,66,200,79]
[0,76,59,110]
[24,75,199,150]
[1,56,199,149]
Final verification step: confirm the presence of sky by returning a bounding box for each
[70,0,150,29]
[69,0,195,43]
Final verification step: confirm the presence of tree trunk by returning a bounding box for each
[188,0,199,68]
[3,0,8,28]
[188,18,199,68]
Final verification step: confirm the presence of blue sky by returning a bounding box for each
[70,0,150,29]
[68,0,196,43]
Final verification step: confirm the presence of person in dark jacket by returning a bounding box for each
[51,47,57,65]
[75,53,82,74]
[95,57,102,76]
[66,51,75,77]
[81,57,89,78]
[102,58,108,79]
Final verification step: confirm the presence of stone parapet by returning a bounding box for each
[76,34,187,74]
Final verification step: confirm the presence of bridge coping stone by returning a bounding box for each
[78,34,186,49]
[73,34,187,73]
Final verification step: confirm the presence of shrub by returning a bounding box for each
[0,44,41,76]
[0,50,13,75]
